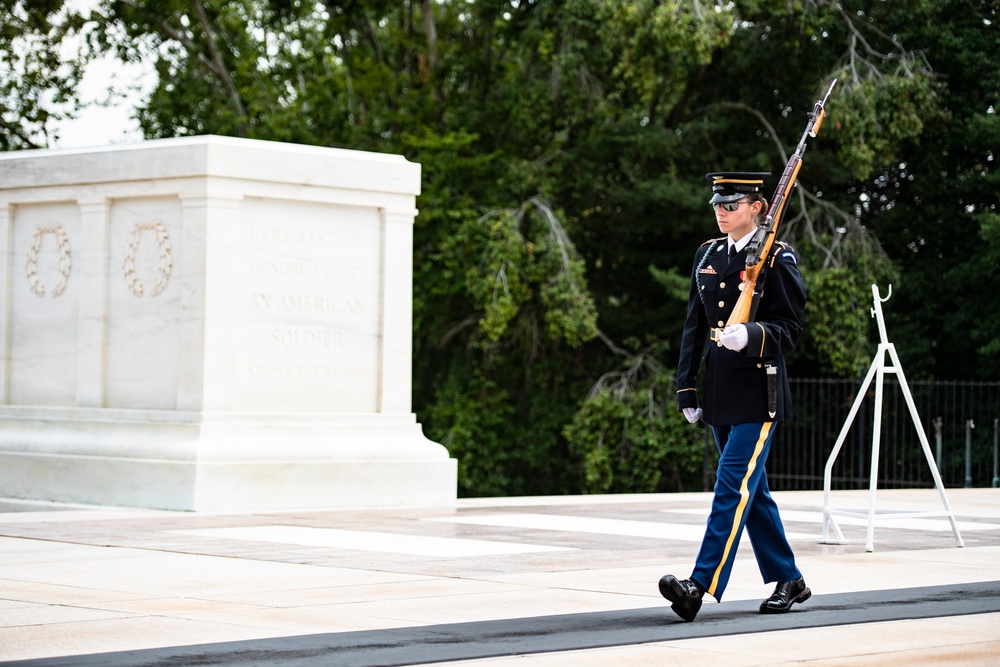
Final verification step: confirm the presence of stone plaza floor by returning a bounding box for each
[1,488,999,666]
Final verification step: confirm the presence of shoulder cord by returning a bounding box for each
[694,240,724,308]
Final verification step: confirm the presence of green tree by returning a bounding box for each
[0,1,88,149]
[842,0,1000,379]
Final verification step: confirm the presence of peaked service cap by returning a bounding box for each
[706,171,770,204]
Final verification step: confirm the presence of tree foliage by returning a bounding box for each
[3,0,997,495]
[0,1,88,149]
[563,348,702,494]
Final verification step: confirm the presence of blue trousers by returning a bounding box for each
[690,422,801,601]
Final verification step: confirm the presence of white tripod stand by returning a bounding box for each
[820,284,964,552]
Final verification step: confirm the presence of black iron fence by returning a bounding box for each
[703,379,1000,491]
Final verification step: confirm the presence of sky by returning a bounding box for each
[50,51,153,149]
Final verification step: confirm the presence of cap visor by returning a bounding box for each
[710,192,746,204]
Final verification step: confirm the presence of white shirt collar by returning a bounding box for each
[729,229,755,254]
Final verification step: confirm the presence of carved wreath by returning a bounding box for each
[123,221,173,298]
[25,225,73,298]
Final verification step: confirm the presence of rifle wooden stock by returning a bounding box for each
[725,80,836,328]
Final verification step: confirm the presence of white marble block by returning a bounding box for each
[0,136,457,511]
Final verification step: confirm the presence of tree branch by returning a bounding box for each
[191,0,246,129]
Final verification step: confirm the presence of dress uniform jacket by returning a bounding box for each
[676,237,806,426]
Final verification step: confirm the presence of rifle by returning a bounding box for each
[724,79,837,328]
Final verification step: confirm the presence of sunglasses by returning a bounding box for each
[713,200,753,212]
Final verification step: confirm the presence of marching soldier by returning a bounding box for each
[660,172,810,622]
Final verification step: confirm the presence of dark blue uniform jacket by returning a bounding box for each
[676,238,807,426]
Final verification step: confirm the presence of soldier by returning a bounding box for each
[660,172,810,622]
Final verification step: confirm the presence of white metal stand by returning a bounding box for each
[820,284,964,552]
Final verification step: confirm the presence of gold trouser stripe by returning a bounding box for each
[708,422,772,596]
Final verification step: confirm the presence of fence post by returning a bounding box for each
[993,418,998,489]
[965,419,975,488]
[934,417,943,472]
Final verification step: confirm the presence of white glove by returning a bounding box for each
[683,407,702,423]
[720,324,748,351]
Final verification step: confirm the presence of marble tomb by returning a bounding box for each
[0,136,457,511]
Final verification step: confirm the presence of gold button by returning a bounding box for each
[757,364,763,368]
[717,321,724,327]
[720,282,726,289]
[718,301,725,308]
[738,282,745,291]
[717,341,723,347]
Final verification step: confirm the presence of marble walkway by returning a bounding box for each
[1,488,999,666]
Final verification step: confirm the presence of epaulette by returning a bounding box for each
[769,241,798,267]
[699,236,726,248]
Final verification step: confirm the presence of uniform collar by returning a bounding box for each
[728,229,755,255]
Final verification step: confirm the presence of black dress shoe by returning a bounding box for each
[759,577,811,614]
[658,574,703,622]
